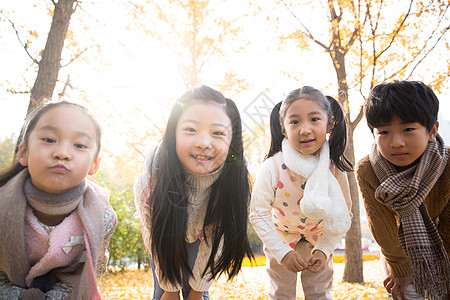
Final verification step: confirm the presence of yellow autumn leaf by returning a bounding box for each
[28,30,38,38]
[99,259,389,299]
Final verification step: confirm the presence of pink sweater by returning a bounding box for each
[24,206,85,287]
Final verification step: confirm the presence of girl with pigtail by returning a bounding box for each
[250,86,353,299]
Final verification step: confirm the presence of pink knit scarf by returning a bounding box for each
[0,170,104,300]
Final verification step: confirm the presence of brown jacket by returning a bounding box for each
[356,154,450,277]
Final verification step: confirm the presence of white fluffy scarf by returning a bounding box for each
[282,138,351,236]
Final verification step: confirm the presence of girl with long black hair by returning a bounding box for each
[134,85,253,300]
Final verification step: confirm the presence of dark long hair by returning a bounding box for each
[265,101,283,159]
[326,95,353,172]
[149,85,254,286]
[0,101,101,187]
[265,86,352,172]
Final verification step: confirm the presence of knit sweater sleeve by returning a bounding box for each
[188,237,223,292]
[134,154,152,255]
[95,204,117,277]
[249,157,293,263]
[356,155,412,277]
[428,156,450,257]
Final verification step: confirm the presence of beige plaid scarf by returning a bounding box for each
[369,134,449,300]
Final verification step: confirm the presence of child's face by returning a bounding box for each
[17,105,100,194]
[282,98,331,155]
[175,101,232,175]
[373,114,438,167]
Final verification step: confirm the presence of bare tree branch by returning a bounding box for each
[58,75,72,100]
[357,2,367,99]
[6,89,29,94]
[388,6,450,81]
[142,113,164,136]
[343,1,366,55]
[344,27,359,55]
[327,0,341,52]
[351,106,364,129]
[328,0,338,21]
[358,34,365,99]
[126,141,145,158]
[60,46,91,67]
[367,2,377,85]
[1,11,39,65]
[373,0,384,33]
[374,0,413,60]
[367,0,411,88]
[281,0,329,50]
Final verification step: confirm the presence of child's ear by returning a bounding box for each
[327,117,335,133]
[17,143,29,167]
[281,126,287,138]
[428,121,439,142]
[88,157,101,175]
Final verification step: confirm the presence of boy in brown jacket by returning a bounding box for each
[356,81,449,300]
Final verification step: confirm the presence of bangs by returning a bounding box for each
[366,82,434,131]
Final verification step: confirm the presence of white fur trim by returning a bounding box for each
[281,138,351,235]
[282,139,317,177]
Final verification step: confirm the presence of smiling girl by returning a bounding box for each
[134,85,253,300]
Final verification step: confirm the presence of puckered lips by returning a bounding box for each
[50,163,69,173]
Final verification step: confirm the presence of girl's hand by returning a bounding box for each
[281,250,308,273]
[186,289,204,300]
[307,250,326,273]
[161,291,181,300]
[383,273,413,300]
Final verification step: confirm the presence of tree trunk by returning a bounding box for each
[28,0,76,113]
[343,128,364,283]
[14,0,76,154]
[332,50,364,283]
[137,254,142,270]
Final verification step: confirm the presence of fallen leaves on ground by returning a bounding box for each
[99,260,389,299]
[241,254,380,266]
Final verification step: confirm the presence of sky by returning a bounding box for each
[1,0,449,167]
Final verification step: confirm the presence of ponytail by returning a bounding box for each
[265,101,283,160]
[326,96,353,172]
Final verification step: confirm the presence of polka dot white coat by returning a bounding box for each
[250,151,352,263]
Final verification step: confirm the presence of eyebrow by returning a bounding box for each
[287,111,322,118]
[180,119,231,129]
[37,125,94,140]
